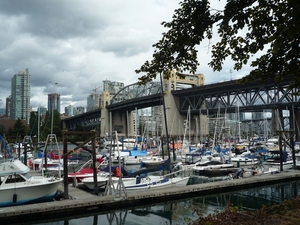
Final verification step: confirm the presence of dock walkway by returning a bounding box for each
[1,170,300,224]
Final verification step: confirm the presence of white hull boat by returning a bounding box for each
[192,160,235,176]
[82,172,136,190]
[263,159,293,170]
[230,165,279,179]
[113,175,190,191]
[0,159,62,207]
[230,155,260,167]
[140,157,165,167]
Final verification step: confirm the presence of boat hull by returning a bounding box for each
[193,168,237,177]
[82,176,136,190]
[0,178,62,207]
[115,176,190,191]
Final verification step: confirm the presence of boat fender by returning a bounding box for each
[54,191,62,201]
[233,168,243,179]
[72,177,78,187]
[13,193,17,203]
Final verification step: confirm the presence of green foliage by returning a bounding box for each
[9,118,28,139]
[136,0,300,91]
[135,0,214,84]
[0,124,6,135]
[29,111,38,137]
[40,110,62,140]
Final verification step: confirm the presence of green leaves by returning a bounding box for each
[136,0,214,84]
[136,0,300,91]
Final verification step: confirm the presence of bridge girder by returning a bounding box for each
[110,81,161,104]
[62,78,300,130]
[173,78,300,115]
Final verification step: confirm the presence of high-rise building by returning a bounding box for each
[86,94,95,112]
[86,80,124,112]
[65,105,74,116]
[75,106,85,115]
[48,93,60,113]
[153,105,163,136]
[37,106,47,116]
[10,68,31,123]
[102,80,124,95]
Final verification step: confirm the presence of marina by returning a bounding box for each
[0,169,299,224]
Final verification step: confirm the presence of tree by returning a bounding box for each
[41,110,62,140]
[135,0,300,91]
[29,111,39,138]
[9,118,28,139]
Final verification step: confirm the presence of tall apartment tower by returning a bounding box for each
[102,80,124,94]
[75,106,85,115]
[153,105,163,136]
[48,93,60,113]
[86,94,99,112]
[10,68,31,123]
[64,105,74,116]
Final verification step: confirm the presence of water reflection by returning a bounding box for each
[16,180,300,225]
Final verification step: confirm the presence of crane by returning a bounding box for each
[92,86,102,109]
[92,85,102,95]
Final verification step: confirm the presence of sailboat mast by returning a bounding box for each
[188,105,191,145]
[38,107,40,143]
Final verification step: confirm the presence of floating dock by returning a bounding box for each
[0,170,300,224]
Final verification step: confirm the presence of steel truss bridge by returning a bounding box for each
[174,78,300,115]
[62,77,300,130]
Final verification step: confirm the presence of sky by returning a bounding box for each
[0,0,252,112]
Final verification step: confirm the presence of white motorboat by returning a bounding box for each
[121,138,140,149]
[113,174,190,191]
[230,165,279,179]
[82,172,136,190]
[263,159,294,170]
[192,160,235,176]
[140,156,165,167]
[111,149,149,165]
[30,157,62,172]
[0,159,62,207]
[263,151,293,170]
[229,152,260,167]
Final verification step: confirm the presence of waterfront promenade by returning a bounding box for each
[0,169,300,224]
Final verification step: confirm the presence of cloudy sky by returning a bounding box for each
[0,0,251,112]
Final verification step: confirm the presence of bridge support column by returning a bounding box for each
[162,72,208,143]
[100,91,111,137]
[291,107,300,142]
[271,108,284,136]
[163,81,185,139]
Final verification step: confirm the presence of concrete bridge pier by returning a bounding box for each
[100,91,110,137]
[163,75,200,143]
[100,109,134,138]
[271,108,284,136]
[289,106,300,142]
[100,91,135,138]
[162,71,209,144]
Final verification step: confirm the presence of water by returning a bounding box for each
[2,147,300,224]
[12,180,300,225]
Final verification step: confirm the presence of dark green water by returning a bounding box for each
[14,179,300,225]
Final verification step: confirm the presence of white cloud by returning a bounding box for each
[0,0,253,112]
